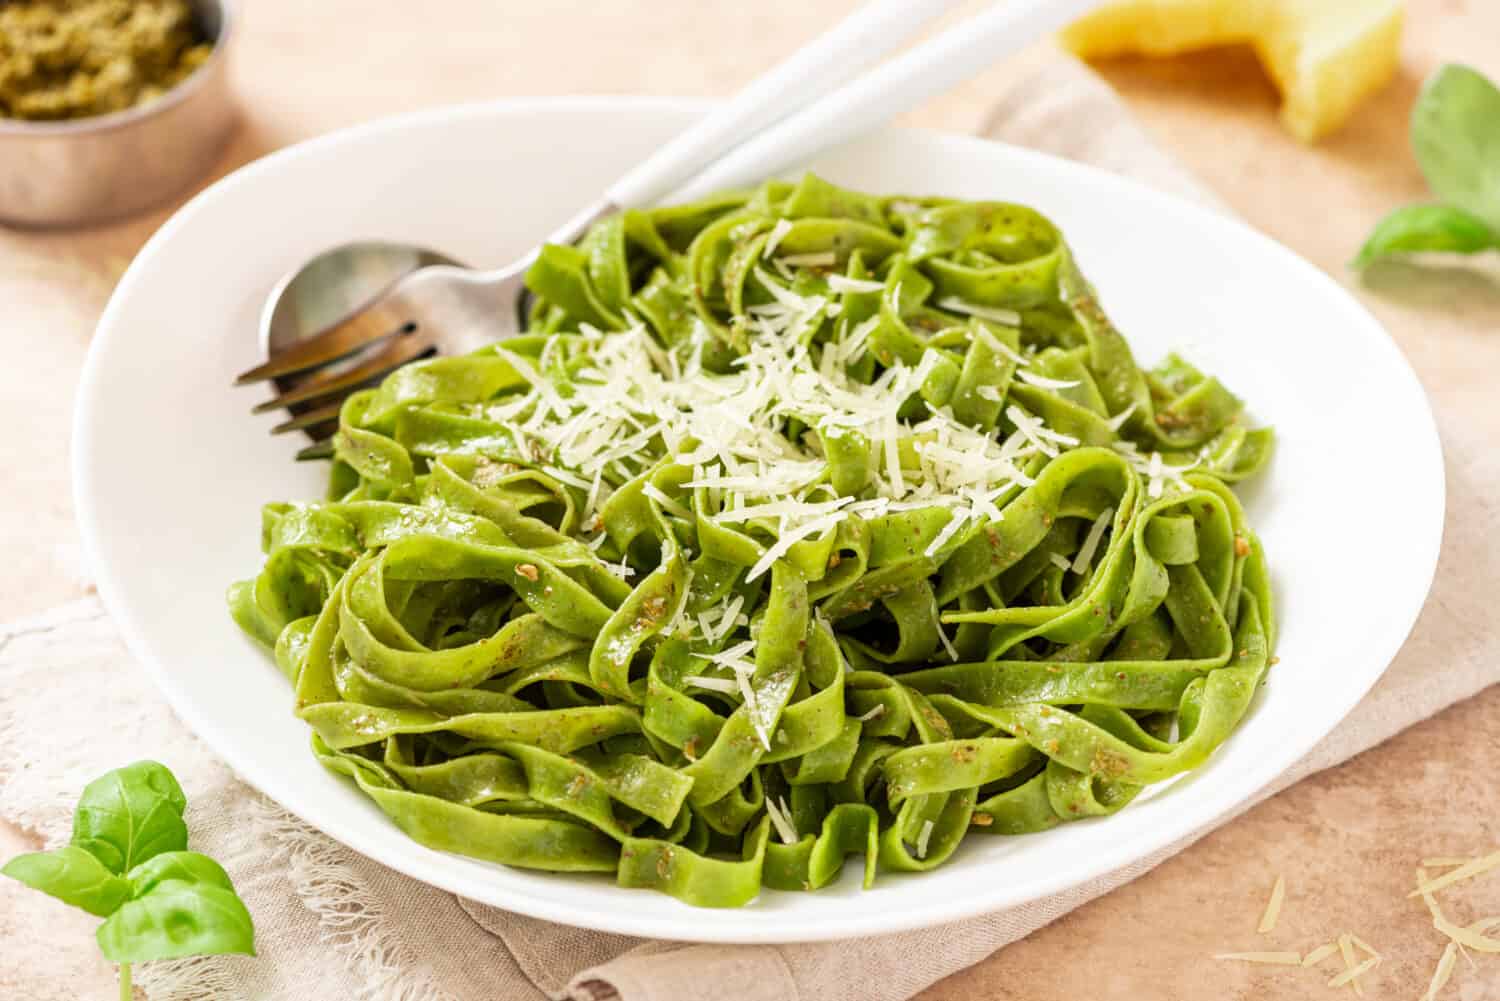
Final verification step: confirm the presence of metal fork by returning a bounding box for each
[234,205,611,453]
[235,0,1098,459]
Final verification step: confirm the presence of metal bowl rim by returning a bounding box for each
[0,0,234,139]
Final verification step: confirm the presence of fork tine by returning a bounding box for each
[235,306,413,385]
[296,439,336,461]
[270,401,343,434]
[250,333,434,413]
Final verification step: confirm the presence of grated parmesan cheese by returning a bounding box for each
[914,819,935,859]
[826,274,885,294]
[1047,552,1072,572]
[837,315,881,366]
[1257,875,1286,934]
[737,679,768,750]
[469,251,1093,621]
[601,557,635,579]
[1017,370,1081,391]
[698,640,756,666]
[1327,955,1380,989]
[764,795,799,845]
[923,509,969,559]
[1217,860,1499,993]
[1420,942,1457,1001]
[684,675,740,694]
[1348,933,1382,961]
[1146,450,1166,500]
[934,622,960,662]
[1105,403,1138,431]
[858,704,886,723]
[1301,943,1338,967]
[746,511,846,582]
[762,219,792,257]
[540,464,592,491]
[935,296,1021,326]
[1411,850,1500,897]
[1337,934,1365,996]
[779,251,837,268]
[697,593,747,646]
[1006,404,1078,458]
[1433,915,1500,954]
[642,482,695,521]
[1072,506,1114,574]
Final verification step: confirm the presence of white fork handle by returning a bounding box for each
[672,0,1104,202]
[604,0,963,209]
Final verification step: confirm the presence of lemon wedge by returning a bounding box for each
[1062,0,1405,141]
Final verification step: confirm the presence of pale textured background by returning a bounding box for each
[3,1,1499,998]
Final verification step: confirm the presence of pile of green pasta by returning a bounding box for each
[230,174,1276,907]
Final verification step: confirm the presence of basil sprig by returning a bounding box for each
[1355,63,1500,268]
[3,761,255,1000]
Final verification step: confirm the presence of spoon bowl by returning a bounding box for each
[257,241,464,441]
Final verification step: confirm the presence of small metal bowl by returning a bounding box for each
[0,0,237,228]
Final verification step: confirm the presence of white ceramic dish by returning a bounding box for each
[73,98,1443,944]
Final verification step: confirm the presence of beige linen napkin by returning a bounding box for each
[2,54,1493,1001]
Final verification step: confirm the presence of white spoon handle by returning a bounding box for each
[604,0,963,209]
[672,0,1104,202]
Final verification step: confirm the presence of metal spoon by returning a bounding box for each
[257,241,463,447]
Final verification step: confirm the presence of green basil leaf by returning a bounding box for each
[126,851,236,898]
[1,845,132,917]
[1352,202,1500,268]
[96,882,256,963]
[1412,63,1500,231]
[71,760,188,874]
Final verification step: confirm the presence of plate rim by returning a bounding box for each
[72,95,1446,943]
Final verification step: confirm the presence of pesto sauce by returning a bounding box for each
[0,0,211,121]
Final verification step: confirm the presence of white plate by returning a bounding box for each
[73,98,1443,944]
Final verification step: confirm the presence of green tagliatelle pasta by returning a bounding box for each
[230,173,1276,907]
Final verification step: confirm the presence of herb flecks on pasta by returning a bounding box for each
[230,174,1276,907]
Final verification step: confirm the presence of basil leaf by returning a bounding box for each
[126,851,236,898]
[1412,64,1500,231]
[1352,202,1500,268]
[1,845,132,917]
[71,760,188,874]
[96,883,256,963]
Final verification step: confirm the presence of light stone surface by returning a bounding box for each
[2,1,1497,998]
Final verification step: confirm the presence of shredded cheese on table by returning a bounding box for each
[1214,952,1302,965]
[1257,875,1286,934]
[1337,933,1365,996]
[1411,850,1500,897]
[1327,955,1380,989]
[1421,942,1458,1001]
[1301,943,1338,967]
